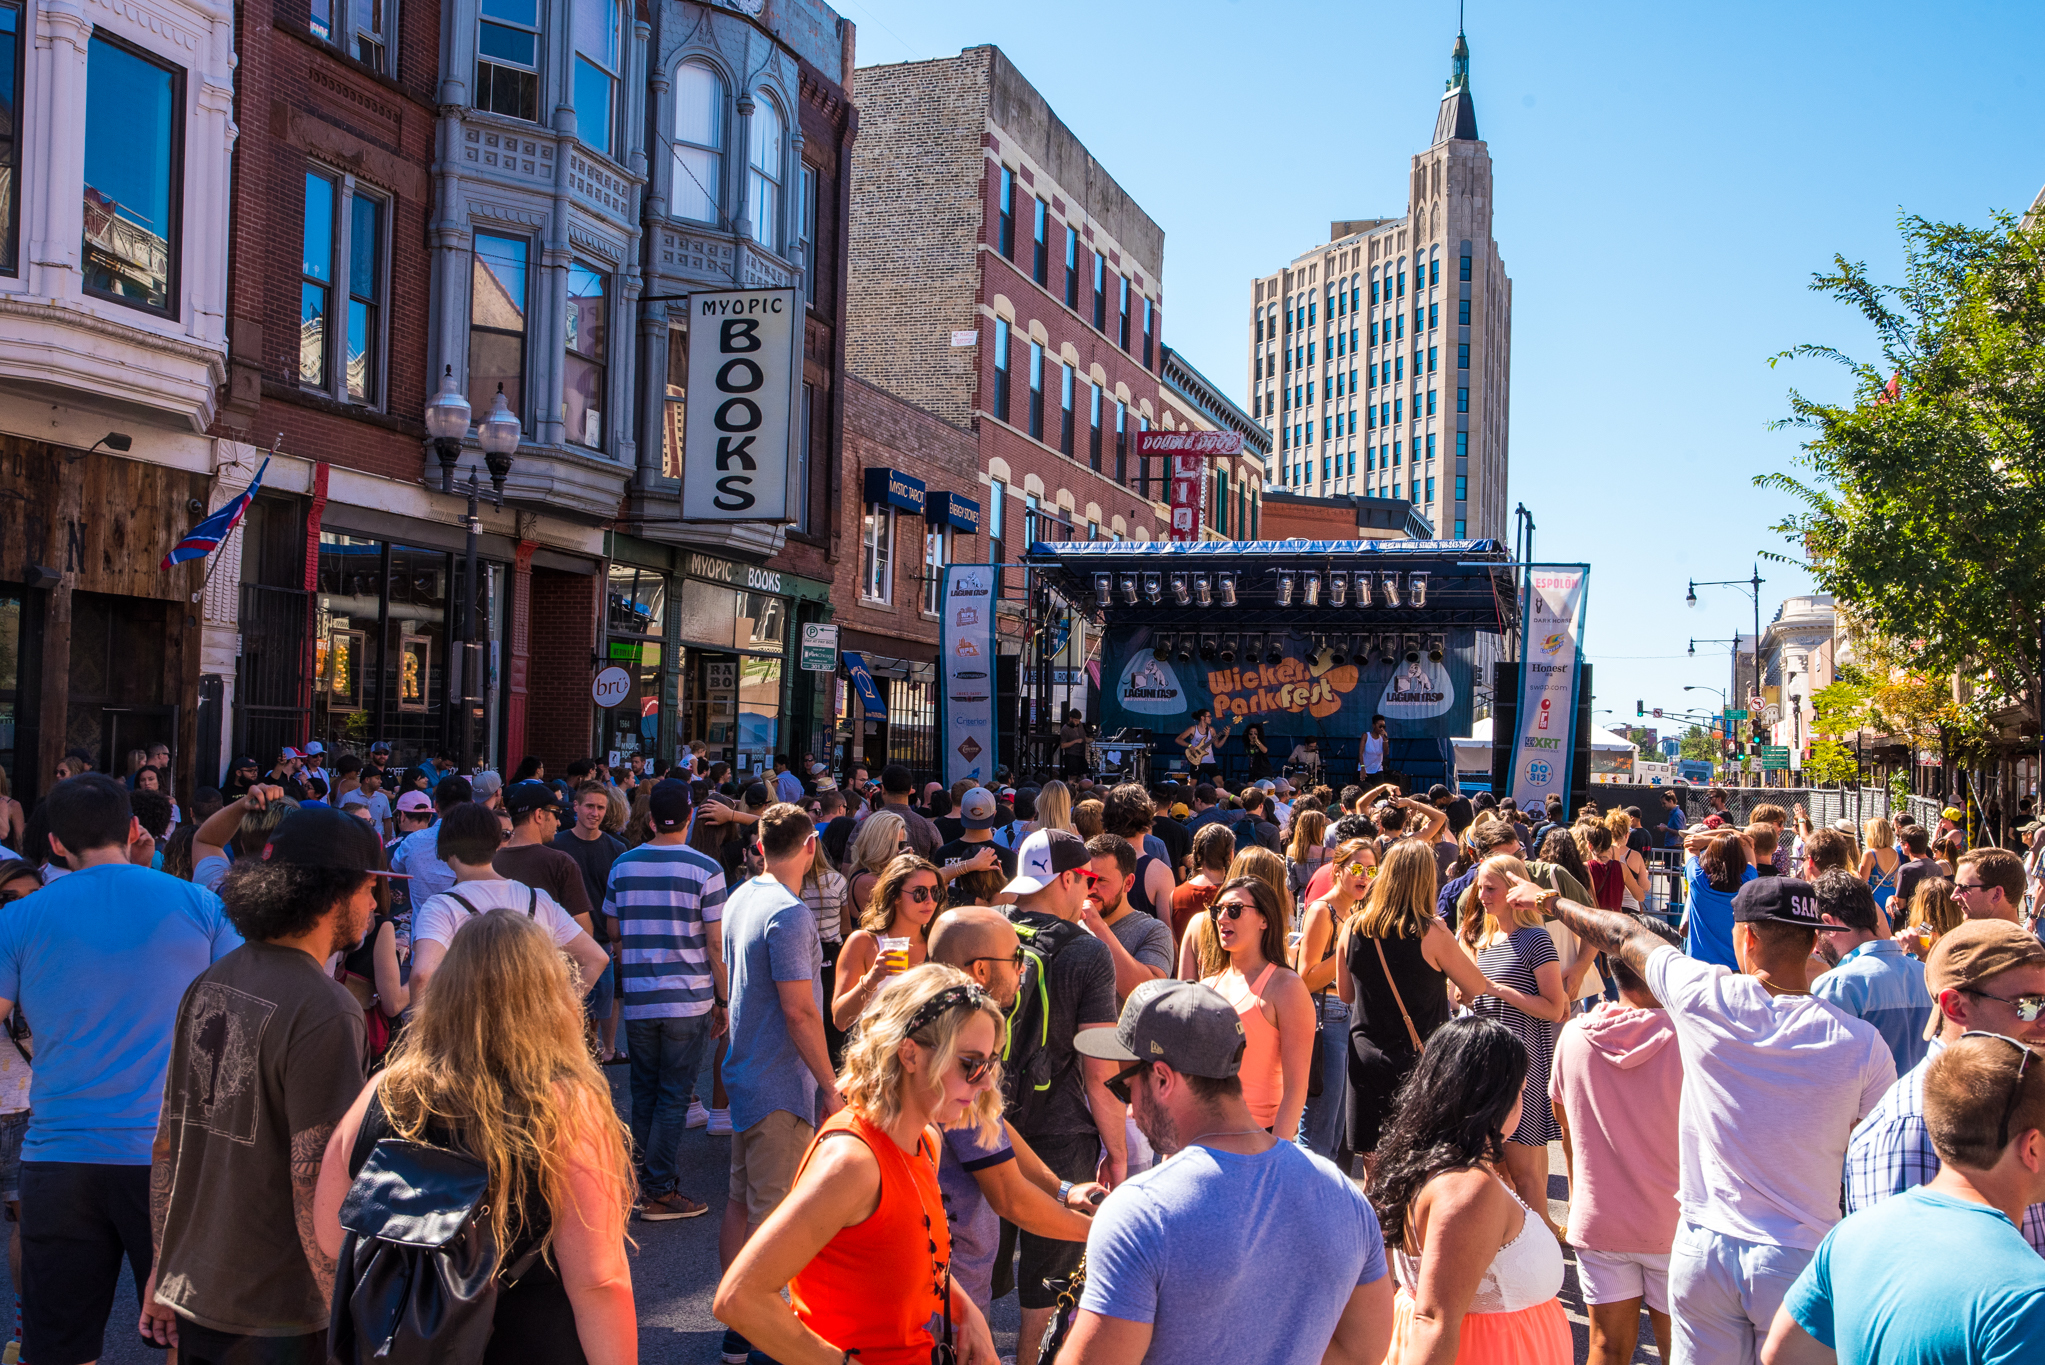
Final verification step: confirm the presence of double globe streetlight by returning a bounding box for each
[423,367,522,770]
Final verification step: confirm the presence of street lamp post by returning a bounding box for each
[422,372,520,771]
[1687,565,1765,760]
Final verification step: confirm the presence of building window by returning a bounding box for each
[988,479,1007,563]
[661,325,685,478]
[476,0,541,121]
[797,163,817,307]
[1142,297,1154,368]
[1428,302,1438,329]
[564,261,607,449]
[355,0,389,71]
[671,62,725,224]
[1397,270,1406,298]
[1089,384,1102,472]
[1028,341,1044,440]
[1059,363,1074,456]
[469,232,530,421]
[1428,346,1437,373]
[301,173,337,390]
[572,0,619,157]
[922,521,948,615]
[1455,474,1467,502]
[1136,415,1149,495]
[1458,343,1470,369]
[992,319,1011,421]
[1032,199,1048,285]
[1456,431,1469,458]
[1064,226,1079,309]
[83,33,181,315]
[860,505,894,603]
[1092,253,1106,329]
[1458,297,1471,325]
[0,0,17,276]
[1426,390,1436,417]
[1426,477,1435,503]
[1114,401,1127,486]
[748,95,784,251]
[1455,519,1466,537]
[998,167,1014,258]
[1118,277,1131,350]
[300,171,387,404]
[1215,468,1228,533]
[1460,254,1472,280]
[1457,387,1469,413]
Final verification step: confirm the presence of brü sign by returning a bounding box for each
[682,288,801,522]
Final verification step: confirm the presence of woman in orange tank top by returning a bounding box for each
[715,964,1005,1365]
[1201,875,1316,1138]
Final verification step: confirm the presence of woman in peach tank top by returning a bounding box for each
[1201,875,1316,1137]
[715,965,1007,1365]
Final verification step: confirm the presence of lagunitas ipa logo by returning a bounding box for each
[1378,654,1455,720]
[1119,650,1185,715]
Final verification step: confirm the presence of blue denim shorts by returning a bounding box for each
[584,957,617,1020]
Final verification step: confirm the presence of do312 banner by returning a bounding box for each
[940,565,998,787]
[1509,566,1589,811]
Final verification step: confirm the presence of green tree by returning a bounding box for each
[1677,724,1718,773]
[1761,212,2045,730]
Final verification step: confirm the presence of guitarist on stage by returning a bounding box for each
[1174,708,1232,783]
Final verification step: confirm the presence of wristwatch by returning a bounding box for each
[1057,1179,1075,1204]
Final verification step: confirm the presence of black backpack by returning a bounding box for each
[329,1134,544,1362]
[1001,913,1092,1132]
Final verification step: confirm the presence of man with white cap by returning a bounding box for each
[997,828,1123,1365]
[1058,979,1393,1365]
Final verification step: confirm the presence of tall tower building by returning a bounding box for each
[1247,30,1511,542]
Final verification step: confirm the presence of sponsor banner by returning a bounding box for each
[1100,629,1473,743]
[1509,567,1589,810]
[683,288,801,522]
[941,565,998,786]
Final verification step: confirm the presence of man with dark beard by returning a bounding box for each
[1058,981,1394,1365]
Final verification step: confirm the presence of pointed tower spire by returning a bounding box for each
[1433,29,1478,143]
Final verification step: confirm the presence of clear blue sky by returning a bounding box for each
[837,0,2045,732]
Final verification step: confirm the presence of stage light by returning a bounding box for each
[1380,571,1402,608]
[1303,572,1321,606]
[1409,571,1430,607]
[1428,634,1445,662]
[1328,572,1348,607]
[1152,632,1172,661]
[1119,575,1139,605]
[1276,573,1295,606]
[1243,632,1263,661]
[1353,571,1373,608]
[1170,573,1190,606]
[1267,635,1286,664]
[1327,636,1349,666]
[1220,633,1239,663]
[1195,575,1213,607]
[1199,634,1219,661]
[1217,572,1238,607]
[1142,573,1162,605]
[1175,635,1194,662]
[1403,633,1421,663]
[1094,573,1113,609]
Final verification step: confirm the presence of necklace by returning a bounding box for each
[1186,1127,1270,1148]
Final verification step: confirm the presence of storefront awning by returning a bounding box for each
[862,468,926,515]
[844,651,888,717]
[926,491,981,534]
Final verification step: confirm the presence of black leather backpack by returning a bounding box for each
[329,1137,543,1362]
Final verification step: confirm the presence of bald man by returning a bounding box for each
[926,906,1102,1311]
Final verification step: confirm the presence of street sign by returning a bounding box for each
[1651,707,1663,718]
[1759,744,1790,771]
[800,622,839,672]
[592,666,632,709]
[1726,709,1749,720]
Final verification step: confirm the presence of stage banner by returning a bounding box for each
[1508,566,1590,810]
[940,565,998,786]
[1099,629,1476,762]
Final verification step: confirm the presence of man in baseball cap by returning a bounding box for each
[1062,978,1393,1362]
[933,788,1008,908]
[1005,827,1091,898]
[1843,918,2045,1249]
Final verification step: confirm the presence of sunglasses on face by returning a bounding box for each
[956,1053,996,1085]
[1105,1059,1149,1104]
[1214,899,1257,920]
[1073,869,1101,889]
[968,948,1027,971]
[903,885,937,905]
[1342,861,1374,876]
[1962,988,2045,1023]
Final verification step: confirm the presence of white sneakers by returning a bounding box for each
[686,1098,709,1129]
[706,1106,733,1135]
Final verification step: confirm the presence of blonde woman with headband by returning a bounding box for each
[716,965,1004,1365]
[315,909,637,1357]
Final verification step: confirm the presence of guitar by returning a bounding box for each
[1184,719,1235,766]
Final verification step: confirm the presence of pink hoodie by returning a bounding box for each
[1549,1001,1684,1253]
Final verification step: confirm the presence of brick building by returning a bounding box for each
[1258,490,1432,543]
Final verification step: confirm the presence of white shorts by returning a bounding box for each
[1576,1248,1672,1313]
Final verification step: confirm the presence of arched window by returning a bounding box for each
[748,94,783,251]
[671,61,724,224]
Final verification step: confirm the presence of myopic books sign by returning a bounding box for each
[682,288,801,522]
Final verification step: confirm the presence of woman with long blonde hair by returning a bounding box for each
[1900,875,1964,960]
[1286,809,1333,909]
[845,810,908,918]
[1860,815,1901,918]
[832,853,943,1031]
[716,965,1002,1364]
[1291,834,1370,1157]
[314,909,636,1359]
[1338,840,1518,1165]
[1602,808,1648,910]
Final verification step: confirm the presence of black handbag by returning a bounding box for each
[1035,1254,1088,1365]
[328,1137,543,1364]
[1307,993,1327,1099]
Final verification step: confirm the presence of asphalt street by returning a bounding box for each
[68,1050,1653,1364]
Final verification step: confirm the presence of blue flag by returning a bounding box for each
[162,457,268,569]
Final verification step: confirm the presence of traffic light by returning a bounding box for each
[1636,699,1644,717]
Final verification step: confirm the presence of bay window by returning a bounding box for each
[469,233,529,421]
[672,62,725,224]
[0,0,16,275]
[572,0,619,157]
[564,261,607,448]
[476,0,541,122]
[83,33,181,315]
[747,94,783,251]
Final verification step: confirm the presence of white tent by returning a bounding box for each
[1451,717,1638,772]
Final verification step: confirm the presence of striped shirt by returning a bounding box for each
[604,842,727,1020]
[1811,938,1933,1078]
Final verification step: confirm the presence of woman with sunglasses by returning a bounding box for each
[1291,836,1373,1158]
[1340,840,1530,1172]
[845,811,910,919]
[833,854,944,1032]
[716,965,1003,1365]
[1201,876,1315,1140]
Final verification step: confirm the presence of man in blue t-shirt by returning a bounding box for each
[1764,1032,2045,1365]
[0,775,242,1365]
[1067,980,1394,1365]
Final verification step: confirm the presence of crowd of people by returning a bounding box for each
[0,739,2041,1365]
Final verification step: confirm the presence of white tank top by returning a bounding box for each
[1395,1174,1563,1315]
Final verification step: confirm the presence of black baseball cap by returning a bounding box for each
[1076,979,1246,1080]
[260,805,406,878]
[503,781,559,820]
[1732,876,1820,928]
[232,755,258,770]
[649,779,693,831]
